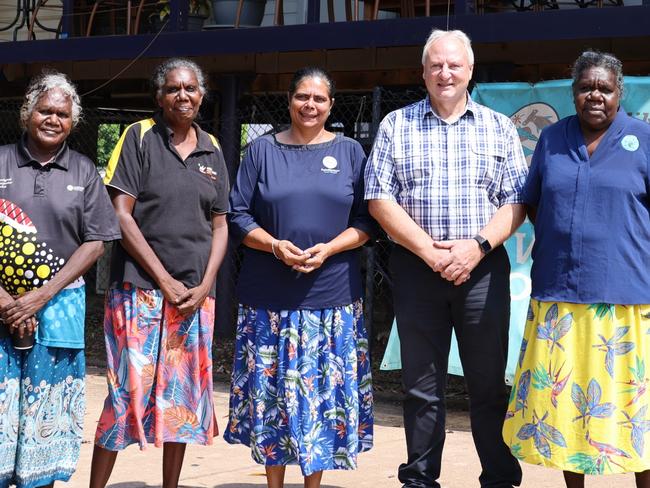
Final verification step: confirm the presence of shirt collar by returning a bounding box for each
[609,106,628,136]
[154,111,216,154]
[17,133,70,170]
[420,92,476,122]
[570,106,629,160]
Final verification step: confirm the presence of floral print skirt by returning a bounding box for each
[95,283,217,450]
[224,300,373,476]
[0,339,85,488]
[503,299,650,474]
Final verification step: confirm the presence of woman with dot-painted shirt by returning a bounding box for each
[0,71,120,488]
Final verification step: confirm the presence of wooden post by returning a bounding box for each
[306,0,321,22]
[214,75,241,337]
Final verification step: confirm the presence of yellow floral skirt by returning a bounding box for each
[502,299,650,474]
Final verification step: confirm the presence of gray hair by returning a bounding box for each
[571,50,624,96]
[20,70,81,129]
[151,58,207,98]
[422,29,474,66]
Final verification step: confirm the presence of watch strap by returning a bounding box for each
[472,234,492,254]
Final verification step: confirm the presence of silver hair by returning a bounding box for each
[20,71,82,129]
[151,58,207,98]
[421,29,474,66]
[571,50,624,96]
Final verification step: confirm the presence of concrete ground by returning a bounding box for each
[69,371,636,488]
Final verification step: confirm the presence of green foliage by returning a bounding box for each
[629,355,646,382]
[532,363,552,390]
[189,0,211,16]
[323,407,346,423]
[156,0,171,20]
[568,453,603,475]
[96,123,120,168]
[510,443,525,460]
[587,303,615,320]
[153,0,211,21]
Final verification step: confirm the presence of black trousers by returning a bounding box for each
[391,245,522,488]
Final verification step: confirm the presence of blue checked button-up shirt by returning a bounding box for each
[365,96,528,240]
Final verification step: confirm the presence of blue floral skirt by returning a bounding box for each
[224,300,373,476]
[0,339,85,488]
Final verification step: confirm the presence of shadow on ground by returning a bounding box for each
[108,484,344,488]
[209,485,344,488]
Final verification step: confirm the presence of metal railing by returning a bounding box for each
[1,0,631,42]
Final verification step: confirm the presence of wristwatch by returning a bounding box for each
[472,234,492,255]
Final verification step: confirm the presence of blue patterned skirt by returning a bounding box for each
[0,339,85,488]
[224,300,373,476]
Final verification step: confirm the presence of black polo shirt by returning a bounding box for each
[0,137,121,296]
[104,113,230,297]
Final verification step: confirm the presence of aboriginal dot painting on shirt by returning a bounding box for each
[0,199,64,295]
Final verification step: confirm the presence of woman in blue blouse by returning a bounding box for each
[225,67,374,488]
[503,51,650,487]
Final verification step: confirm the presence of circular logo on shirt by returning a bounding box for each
[621,135,639,152]
[322,156,338,169]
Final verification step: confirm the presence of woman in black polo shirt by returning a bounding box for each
[0,71,121,488]
[90,59,229,488]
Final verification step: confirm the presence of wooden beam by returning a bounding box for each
[1,6,650,64]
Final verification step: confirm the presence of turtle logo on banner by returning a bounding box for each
[510,103,559,166]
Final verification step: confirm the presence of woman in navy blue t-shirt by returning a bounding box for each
[225,67,374,487]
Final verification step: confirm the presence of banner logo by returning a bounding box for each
[510,103,559,166]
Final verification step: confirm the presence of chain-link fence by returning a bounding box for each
[0,85,429,343]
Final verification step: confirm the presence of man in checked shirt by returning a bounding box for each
[365,29,528,488]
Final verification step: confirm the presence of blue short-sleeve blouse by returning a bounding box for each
[524,108,650,304]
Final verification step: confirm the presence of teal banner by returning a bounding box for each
[380,77,650,383]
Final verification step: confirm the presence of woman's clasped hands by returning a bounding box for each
[273,239,332,274]
[0,292,43,338]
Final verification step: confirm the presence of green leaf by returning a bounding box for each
[510,443,525,460]
[568,453,603,475]
[532,364,552,390]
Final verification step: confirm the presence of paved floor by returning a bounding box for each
[69,371,636,488]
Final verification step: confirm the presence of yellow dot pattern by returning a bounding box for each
[0,222,64,295]
[37,265,50,279]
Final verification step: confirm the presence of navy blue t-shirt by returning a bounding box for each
[229,134,374,310]
[524,109,650,304]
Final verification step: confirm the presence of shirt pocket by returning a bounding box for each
[470,139,506,191]
[189,166,220,215]
[393,151,432,191]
